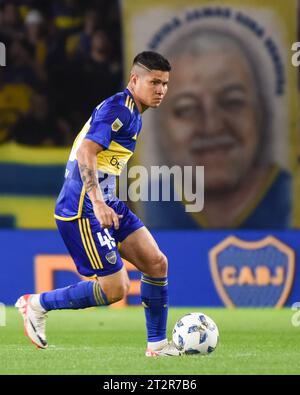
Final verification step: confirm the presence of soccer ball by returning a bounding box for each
[172,312,219,355]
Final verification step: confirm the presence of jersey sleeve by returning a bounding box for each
[85,104,131,149]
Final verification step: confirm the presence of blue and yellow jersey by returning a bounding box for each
[55,88,142,221]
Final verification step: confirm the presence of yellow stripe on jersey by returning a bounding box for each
[73,120,90,146]
[69,118,91,162]
[84,218,103,269]
[96,140,133,175]
[78,218,98,270]
[125,96,134,113]
[78,186,86,217]
[54,186,86,221]
[130,99,134,113]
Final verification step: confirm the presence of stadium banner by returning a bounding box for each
[1,229,299,307]
[0,142,68,229]
[121,0,299,230]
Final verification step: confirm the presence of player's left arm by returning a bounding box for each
[77,139,103,195]
[77,140,122,229]
[77,103,131,228]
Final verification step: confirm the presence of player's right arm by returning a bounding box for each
[76,139,122,229]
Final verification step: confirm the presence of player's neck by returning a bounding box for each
[127,86,148,113]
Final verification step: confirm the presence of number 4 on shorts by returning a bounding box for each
[97,228,116,250]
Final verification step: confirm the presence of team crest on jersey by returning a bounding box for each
[105,251,117,265]
[209,236,295,308]
[111,118,123,132]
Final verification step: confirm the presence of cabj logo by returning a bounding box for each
[209,236,295,307]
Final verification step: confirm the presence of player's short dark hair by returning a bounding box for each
[133,51,171,72]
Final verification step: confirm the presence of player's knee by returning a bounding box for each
[149,252,168,277]
[112,282,129,303]
[159,253,168,276]
[102,282,129,304]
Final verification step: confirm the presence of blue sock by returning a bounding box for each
[141,275,168,342]
[40,281,109,311]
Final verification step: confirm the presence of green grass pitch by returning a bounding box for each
[0,307,299,375]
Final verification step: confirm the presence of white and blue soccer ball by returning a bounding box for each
[172,312,219,355]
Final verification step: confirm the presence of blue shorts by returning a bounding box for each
[56,199,144,277]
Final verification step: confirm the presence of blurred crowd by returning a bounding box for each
[0,0,122,146]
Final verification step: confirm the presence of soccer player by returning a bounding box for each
[15,51,182,357]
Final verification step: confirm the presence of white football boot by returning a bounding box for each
[15,294,48,349]
[145,341,183,357]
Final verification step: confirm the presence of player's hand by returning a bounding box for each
[93,201,123,230]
